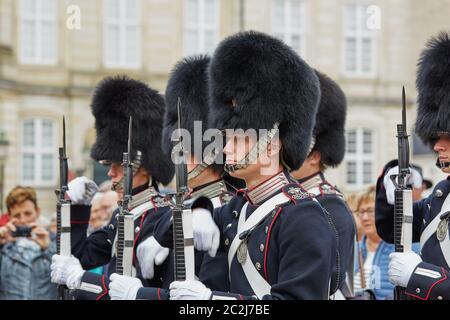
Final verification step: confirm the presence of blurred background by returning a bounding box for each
[0,0,449,217]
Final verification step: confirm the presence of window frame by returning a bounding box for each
[345,127,376,189]
[103,0,142,69]
[183,0,220,56]
[342,3,377,78]
[20,118,58,187]
[271,0,307,57]
[19,0,59,65]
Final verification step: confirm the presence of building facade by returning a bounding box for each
[0,0,449,215]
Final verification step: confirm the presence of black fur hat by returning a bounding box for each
[90,76,174,185]
[163,55,211,156]
[163,55,224,174]
[208,31,320,171]
[312,70,347,167]
[416,31,450,145]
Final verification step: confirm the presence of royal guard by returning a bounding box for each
[108,55,245,300]
[291,70,356,298]
[50,76,175,300]
[169,31,338,300]
[376,32,450,300]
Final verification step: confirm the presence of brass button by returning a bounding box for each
[109,224,115,230]
[265,226,269,234]
[135,226,140,233]
[225,238,229,246]
[260,244,265,252]
[233,210,239,218]
[435,189,443,198]
[416,288,421,294]
[437,296,443,300]
[106,239,112,245]
[255,262,261,271]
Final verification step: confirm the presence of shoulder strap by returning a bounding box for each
[227,192,291,298]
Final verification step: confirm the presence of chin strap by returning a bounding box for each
[187,148,221,180]
[436,157,450,171]
[108,150,142,193]
[224,122,280,174]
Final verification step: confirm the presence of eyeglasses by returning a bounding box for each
[355,208,375,218]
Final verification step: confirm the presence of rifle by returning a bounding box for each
[116,117,135,276]
[390,87,413,300]
[55,116,72,300]
[172,98,195,281]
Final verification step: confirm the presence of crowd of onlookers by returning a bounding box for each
[0,181,118,299]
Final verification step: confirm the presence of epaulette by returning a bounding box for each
[282,183,315,204]
[318,182,345,200]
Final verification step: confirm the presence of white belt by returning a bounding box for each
[228,192,290,299]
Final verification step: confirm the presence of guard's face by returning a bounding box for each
[224,133,256,165]
[223,132,257,179]
[107,162,124,185]
[434,134,450,173]
[8,200,40,226]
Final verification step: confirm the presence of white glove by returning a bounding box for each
[388,251,422,287]
[192,208,220,258]
[51,255,85,289]
[109,273,143,300]
[169,280,212,300]
[136,236,169,280]
[67,176,99,205]
[383,166,423,205]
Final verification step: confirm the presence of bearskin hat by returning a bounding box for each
[90,76,174,185]
[208,31,320,171]
[312,70,347,167]
[416,31,450,145]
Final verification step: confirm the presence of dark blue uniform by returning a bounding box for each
[69,184,174,300]
[138,179,235,299]
[157,171,338,300]
[376,160,450,300]
[298,172,356,295]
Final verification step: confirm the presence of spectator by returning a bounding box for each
[99,190,118,222]
[353,185,420,300]
[0,186,57,300]
[87,192,106,236]
[49,215,57,235]
[98,180,113,193]
[346,192,363,241]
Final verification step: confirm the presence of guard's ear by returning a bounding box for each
[307,150,322,165]
[267,137,282,157]
[137,167,150,179]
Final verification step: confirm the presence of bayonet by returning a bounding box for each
[55,116,72,299]
[172,98,195,281]
[116,116,135,276]
[391,86,413,300]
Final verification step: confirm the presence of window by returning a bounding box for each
[271,0,306,55]
[345,128,375,188]
[343,4,376,76]
[104,0,141,68]
[19,0,58,65]
[183,0,219,55]
[21,119,57,186]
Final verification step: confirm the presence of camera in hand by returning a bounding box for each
[12,225,33,238]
